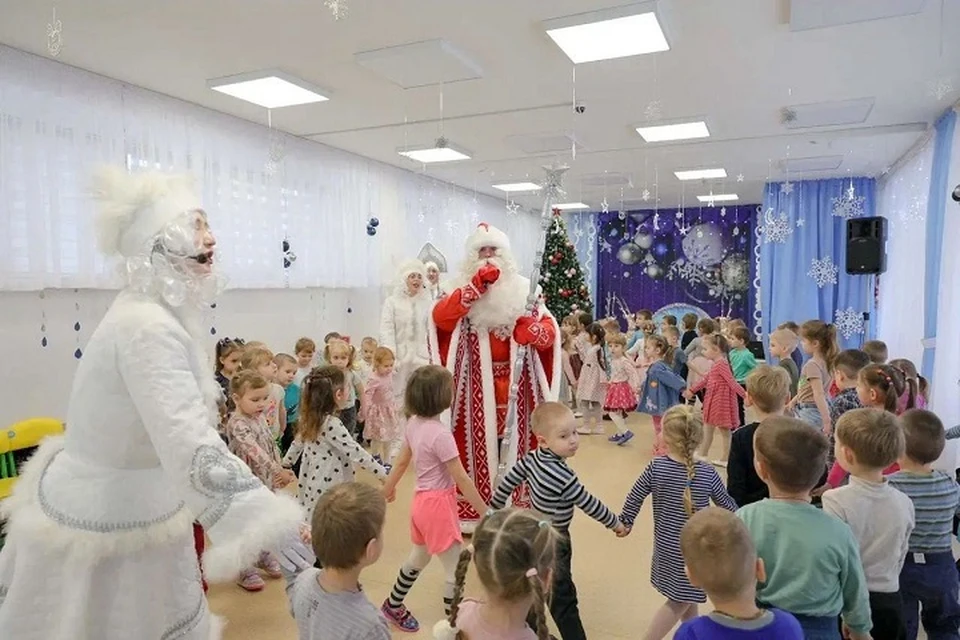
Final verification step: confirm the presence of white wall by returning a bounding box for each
[0,286,386,425]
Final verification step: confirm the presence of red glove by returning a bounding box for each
[514,314,547,347]
[471,263,501,293]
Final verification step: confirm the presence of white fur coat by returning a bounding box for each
[379,289,432,367]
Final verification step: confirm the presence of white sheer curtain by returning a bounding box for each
[930,113,960,431]
[875,140,933,366]
[0,45,541,291]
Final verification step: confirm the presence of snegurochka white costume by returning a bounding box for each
[0,167,309,639]
[379,259,432,393]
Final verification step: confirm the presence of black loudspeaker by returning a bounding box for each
[846,216,886,275]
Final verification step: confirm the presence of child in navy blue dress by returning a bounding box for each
[674,507,803,639]
[619,404,737,640]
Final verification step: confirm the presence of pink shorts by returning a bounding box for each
[410,487,462,555]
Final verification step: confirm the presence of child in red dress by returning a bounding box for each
[683,334,745,468]
[604,333,640,445]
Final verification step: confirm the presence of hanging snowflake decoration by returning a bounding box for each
[807,256,838,288]
[796,218,805,227]
[736,173,745,182]
[781,181,794,195]
[668,259,712,288]
[928,77,953,101]
[761,208,793,244]
[643,101,662,122]
[600,238,612,253]
[324,0,348,20]
[445,219,459,235]
[720,207,727,217]
[469,209,479,224]
[834,307,865,340]
[641,188,651,202]
[506,201,520,216]
[46,8,63,57]
[901,194,925,223]
[832,184,866,219]
[600,197,609,214]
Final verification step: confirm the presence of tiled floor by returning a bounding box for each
[209,412,672,639]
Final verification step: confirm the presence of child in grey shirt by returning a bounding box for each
[279,482,390,640]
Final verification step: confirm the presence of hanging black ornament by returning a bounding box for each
[366,225,377,236]
[74,321,81,332]
[74,348,83,359]
[369,217,380,228]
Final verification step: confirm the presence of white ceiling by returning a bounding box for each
[0,0,956,209]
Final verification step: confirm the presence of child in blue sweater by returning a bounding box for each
[675,507,803,639]
[637,335,687,456]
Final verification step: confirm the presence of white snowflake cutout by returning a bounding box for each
[761,209,793,244]
[600,197,609,213]
[834,307,865,340]
[46,9,63,57]
[832,184,866,219]
[782,181,794,195]
[807,256,838,288]
[324,0,348,20]
[641,188,651,202]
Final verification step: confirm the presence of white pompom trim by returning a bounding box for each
[432,619,459,640]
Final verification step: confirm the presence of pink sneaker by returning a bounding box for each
[237,568,265,592]
[256,551,283,579]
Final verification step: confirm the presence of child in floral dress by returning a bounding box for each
[362,347,402,470]
[576,323,609,435]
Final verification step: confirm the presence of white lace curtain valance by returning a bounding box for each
[0,45,541,291]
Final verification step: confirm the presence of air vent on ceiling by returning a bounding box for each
[580,173,632,187]
[505,132,582,155]
[779,155,844,172]
[354,39,483,89]
[781,98,874,129]
[789,0,925,31]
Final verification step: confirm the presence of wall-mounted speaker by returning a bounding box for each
[846,216,886,275]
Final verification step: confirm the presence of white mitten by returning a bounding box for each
[272,525,316,573]
[432,620,459,640]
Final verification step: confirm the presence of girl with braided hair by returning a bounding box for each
[432,508,561,640]
[618,405,737,640]
[889,358,928,413]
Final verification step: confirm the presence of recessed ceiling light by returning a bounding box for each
[636,121,710,142]
[675,168,727,181]
[696,193,739,203]
[492,182,542,193]
[545,3,670,64]
[398,145,471,163]
[554,202,591,211]
[208,71,330,109]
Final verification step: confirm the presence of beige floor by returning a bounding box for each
[209,412,697,639]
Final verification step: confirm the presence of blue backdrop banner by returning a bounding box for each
[595,206,759,330]
[759,177,877,350]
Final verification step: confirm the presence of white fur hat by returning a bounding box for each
[466,222,510,255]
[92,166,203,258]
[398,258,427,281]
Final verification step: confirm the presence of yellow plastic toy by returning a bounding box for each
[0,417,65,500]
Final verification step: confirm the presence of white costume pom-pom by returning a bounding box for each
[432,619,459,640]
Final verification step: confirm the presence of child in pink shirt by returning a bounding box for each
[380,365,487,633]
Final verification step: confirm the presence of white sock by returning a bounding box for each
[610,412,627,433]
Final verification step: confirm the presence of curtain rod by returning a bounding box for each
[878,99,960,187]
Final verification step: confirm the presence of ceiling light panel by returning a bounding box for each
[398,147,471,163]
[696,194,739,203]
[208,71,330,109]
[544,1,670,64]
[554,202,591,211]
[790,0,925,31]
[492,182,542,193]
[782,98,875,129]
[675,168,727,181]
[636,120,710,142]
[779,155,845,172]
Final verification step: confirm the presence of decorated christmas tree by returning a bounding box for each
[539,210,593,321]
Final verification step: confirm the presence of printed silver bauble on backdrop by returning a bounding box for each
[634,232,654,250]
[720,255,749,292]
[617,242,644,265]
[645,263,664,279]
[681,223,726,267]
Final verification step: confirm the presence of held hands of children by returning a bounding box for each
[614,522,629,538]
[274,468,296,488]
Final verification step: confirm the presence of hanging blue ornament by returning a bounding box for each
[210,327,217,335]
[210,303,217,309]
[366,225,377,236]
[41,336,48,347]
[74,321,81,331]
[369,217,380,228]
[74,348,83,359]
[347,307,353,313]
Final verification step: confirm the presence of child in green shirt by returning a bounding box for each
[728,326,757,426]
[737,417,872,640]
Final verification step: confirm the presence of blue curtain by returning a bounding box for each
[921,109,957,379]
[759,178,877,350]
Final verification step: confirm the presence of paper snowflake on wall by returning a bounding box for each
[834,307,865,339]
[807,256,838,288]
[832,184,866,219]
[761,208,793,244]
[325,0,348,20]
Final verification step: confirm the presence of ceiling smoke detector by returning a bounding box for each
[780,107,798,125]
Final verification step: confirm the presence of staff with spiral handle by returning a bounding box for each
[495,164,569,486]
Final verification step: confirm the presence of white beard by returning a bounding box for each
[451,257,532,330]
